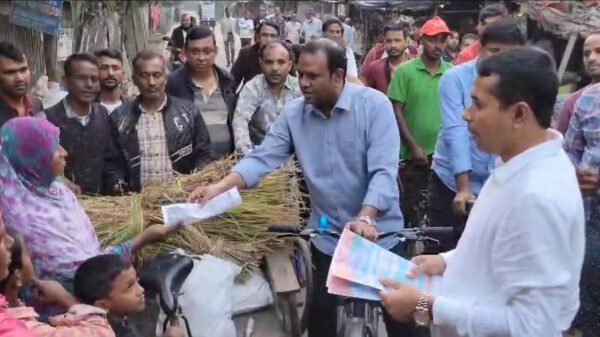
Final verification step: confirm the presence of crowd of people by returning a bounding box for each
[0,2,596,337]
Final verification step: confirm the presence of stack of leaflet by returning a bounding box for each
[326,228,440,300]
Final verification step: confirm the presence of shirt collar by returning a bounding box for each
[334,83,354,112]
[492,129,564,184]
[138,95,168,114]
[414,57,450,76]
[304,83,354,117]
[63,98,91,119]
[0,92,33,116]
[261,74,295,91]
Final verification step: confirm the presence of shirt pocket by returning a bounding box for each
[339,140,361,168]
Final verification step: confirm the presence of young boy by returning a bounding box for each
[0,211,114,337]
[74,255,184,337]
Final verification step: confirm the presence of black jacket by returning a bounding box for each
[166,64,237,153]
[45,99,111,195]
[169,25,188,50]
[230,43,262,90]
[104,95,213,193]
[0,95,44,128]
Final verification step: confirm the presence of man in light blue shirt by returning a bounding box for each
[343,18,356,50]
[300,9,322,42]
[429,19,524,242]
[190,39,414,337]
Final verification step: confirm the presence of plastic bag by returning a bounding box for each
[158,254,240,337]
[232,271,273,315]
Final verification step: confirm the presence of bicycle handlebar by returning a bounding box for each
[266,224,302,233]
[267,224,453,241]
[418,226,454,236]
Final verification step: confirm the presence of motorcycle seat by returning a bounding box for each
[139,254,194,315]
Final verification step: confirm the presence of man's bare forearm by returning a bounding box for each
[358,205,379,218]
[393,102,419,151]
[455,173,471,193]
[216,172,247,193]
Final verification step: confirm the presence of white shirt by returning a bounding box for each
[285,21,302,44]
[431,133,584,337]
[343,23,356,49]
[63,99,91,126]
[238,18,254,39]
[100,100,122,115]
[345,47,358,77]
[301,18,322,41]
[220,17,235,35]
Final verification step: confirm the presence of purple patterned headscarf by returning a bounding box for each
[0,117,102,286]
[1,117,60,194]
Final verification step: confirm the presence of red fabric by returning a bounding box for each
[407,43,420,57]
[556,87,587,135]
[0,93,35,117]
[421,16,450,36]
[361,58,392,94]
[454,41,481,65]
[361,43,386,75]
[151,4,160,30]
[361,55,412,94]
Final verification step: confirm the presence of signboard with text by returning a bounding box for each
[10,0,63,36]
[200,1,215,19]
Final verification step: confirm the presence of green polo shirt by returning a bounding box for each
[388,57,451,160]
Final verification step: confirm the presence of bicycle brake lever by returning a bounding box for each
[425,237,440,245]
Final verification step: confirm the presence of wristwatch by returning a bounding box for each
[358,215,376,228]
[414,292,431,327]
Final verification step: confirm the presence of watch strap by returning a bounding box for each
[358,215,376,227]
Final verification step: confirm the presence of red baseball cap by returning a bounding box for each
[420,16,450,37]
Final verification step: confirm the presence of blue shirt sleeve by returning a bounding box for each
[438,71,472,175]
[563,88,600,167]
[363,97,401,213]
[232,106,294,188]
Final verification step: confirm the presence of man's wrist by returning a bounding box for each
[456,186,472,195]
[357,215,376,227]
[408,142,420,153]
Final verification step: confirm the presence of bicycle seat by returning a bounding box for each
[139,254,194,315]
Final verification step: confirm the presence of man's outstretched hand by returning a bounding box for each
[407,255,447,279]
[189,184,224,206]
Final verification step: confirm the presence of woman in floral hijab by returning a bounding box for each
[0,117,177,294]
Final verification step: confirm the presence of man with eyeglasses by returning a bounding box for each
[167,25,237,159]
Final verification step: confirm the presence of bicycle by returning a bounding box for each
[266,225,454,337]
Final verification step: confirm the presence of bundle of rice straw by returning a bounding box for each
[82,156,306,274]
